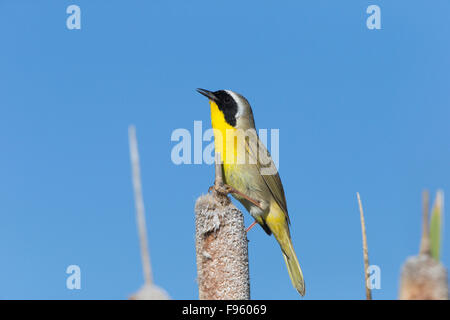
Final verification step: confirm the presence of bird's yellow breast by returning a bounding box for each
[210,100,255,198]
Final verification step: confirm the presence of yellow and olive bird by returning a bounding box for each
[197,88,305,296]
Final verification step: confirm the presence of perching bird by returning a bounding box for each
[197,88,305,296]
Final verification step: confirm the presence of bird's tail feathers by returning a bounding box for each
[281,237,305,296]
[265,207,305,296]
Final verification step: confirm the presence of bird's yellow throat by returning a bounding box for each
[209,100,238,166]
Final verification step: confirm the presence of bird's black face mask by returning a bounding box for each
[197,89,239,127]
[211,90,239,127]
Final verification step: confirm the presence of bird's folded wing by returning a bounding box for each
[244,133,290,224]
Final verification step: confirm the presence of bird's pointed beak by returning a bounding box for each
[196,88,218,102]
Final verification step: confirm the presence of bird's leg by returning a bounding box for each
[215,184,261,232]
[245,220,258,233]
[222,184,263,210]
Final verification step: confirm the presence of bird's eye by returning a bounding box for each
[224,97,231,104]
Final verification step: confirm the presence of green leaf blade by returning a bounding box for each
[430,190,444,261]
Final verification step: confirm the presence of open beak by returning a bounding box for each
[196,88,218,102]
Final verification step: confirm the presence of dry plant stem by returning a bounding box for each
[195,152,250,299]
[213,153,224,189]
[357,192,372,300]
[419,190,430,255]
[128,125,152,285]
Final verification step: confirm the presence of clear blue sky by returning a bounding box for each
[0,0,449,300]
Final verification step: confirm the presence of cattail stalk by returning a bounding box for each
[128,125,169,300]
[356,192,372,300]
[195,153,250,299]
[129,125,152,284]
[419,190,430,255]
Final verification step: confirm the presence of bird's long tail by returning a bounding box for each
[265,205,305,296]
